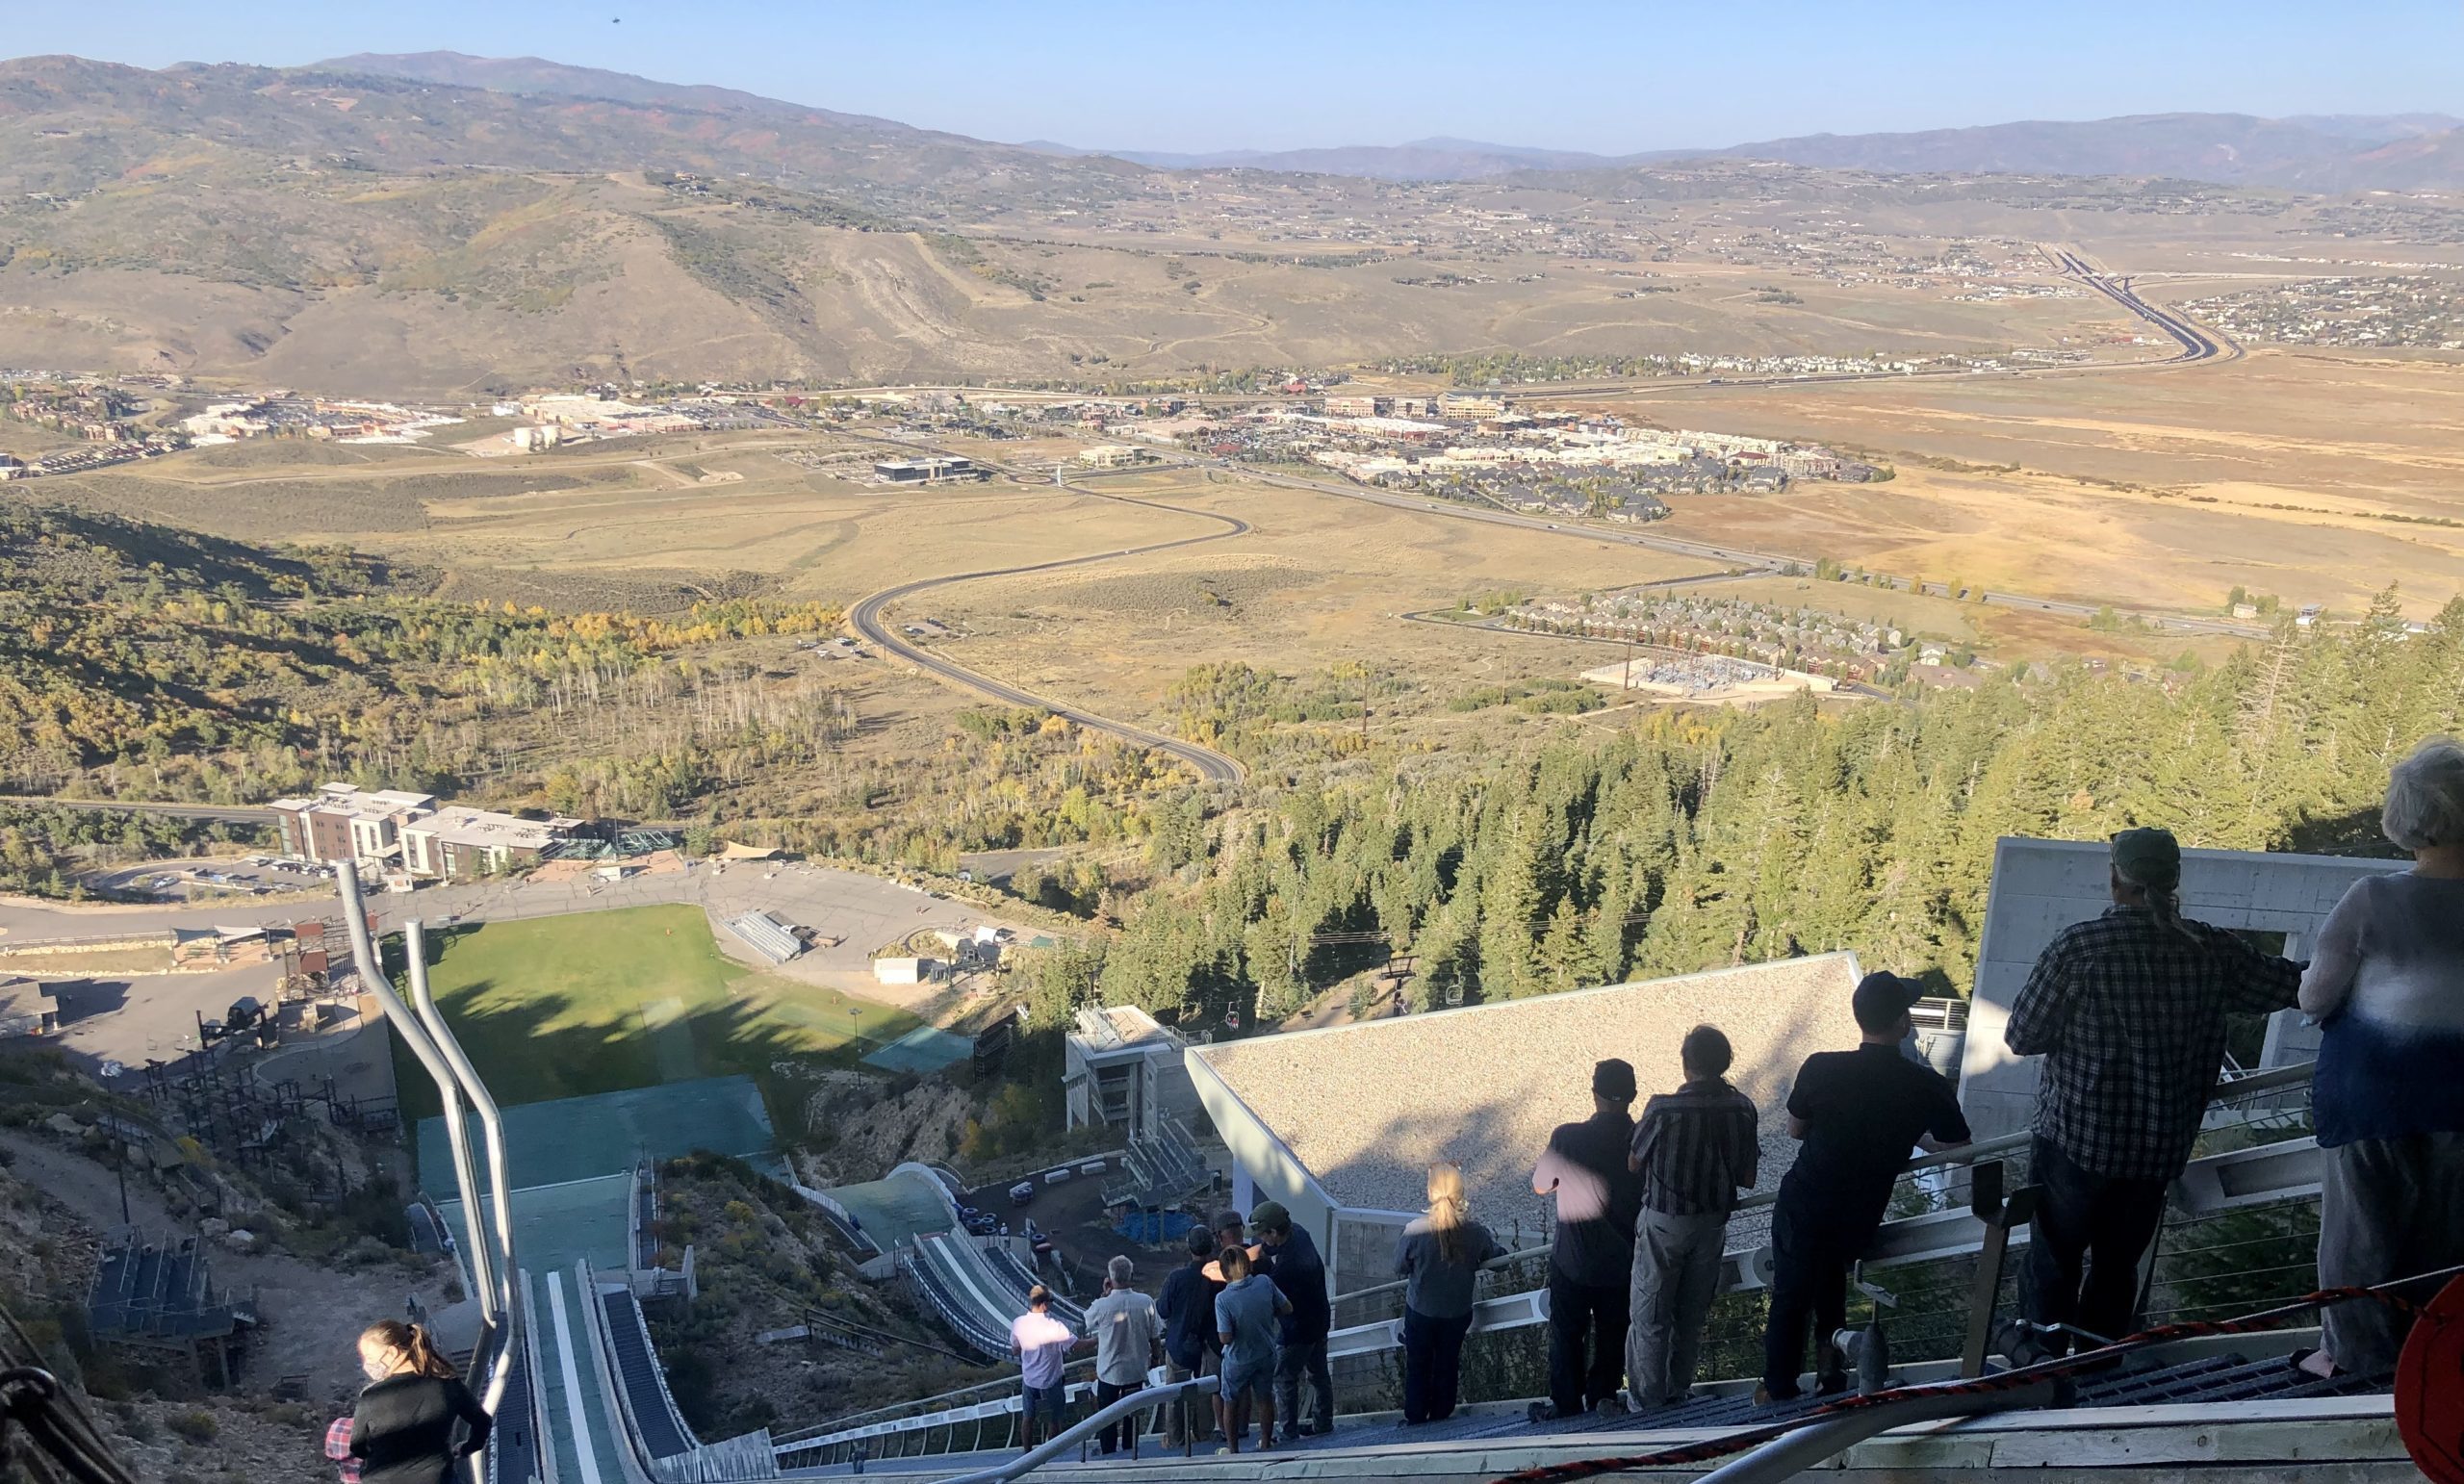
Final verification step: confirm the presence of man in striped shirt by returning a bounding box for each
[1625,1024,1760,1408]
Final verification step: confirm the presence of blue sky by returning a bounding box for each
[7,0,2457,154]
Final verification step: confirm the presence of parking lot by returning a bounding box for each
[94,855,335,902]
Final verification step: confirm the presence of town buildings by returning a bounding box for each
[268,783,577,883]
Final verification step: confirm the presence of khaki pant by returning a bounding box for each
[2319,1133,2464,1375]
[1627,1207,1728,1408]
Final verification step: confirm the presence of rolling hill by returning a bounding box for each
[0,50,2448,397]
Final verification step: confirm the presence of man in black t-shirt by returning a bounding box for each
[1530,1058,1645,1418]
[1758,973,1969,1401]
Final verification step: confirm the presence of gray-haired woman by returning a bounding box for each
[2297,735,2464,1379]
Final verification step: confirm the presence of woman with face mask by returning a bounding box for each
[346,1320,492,1484]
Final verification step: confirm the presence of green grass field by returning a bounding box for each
[389,904,918,1121]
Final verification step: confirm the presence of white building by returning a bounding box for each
[1065,1006,1196,1139]
[1188,955,1868,1297]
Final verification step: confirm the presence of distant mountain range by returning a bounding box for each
[254,54,2458,192]
[1043,113,2464,190]
[0,48,2456,396]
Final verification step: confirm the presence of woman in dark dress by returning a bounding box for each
[348,1320,491,1484]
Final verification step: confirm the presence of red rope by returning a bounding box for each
[1488,1273,2452,1484]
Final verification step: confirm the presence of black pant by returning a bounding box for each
[1273,1335,1334,1433]
[1761,1195,1864,1397]
[1094,1379,1137,1454]
[2021,1136,2170,1351]
[1401,1307,1474,1422]
[1547,1268,1630,1415]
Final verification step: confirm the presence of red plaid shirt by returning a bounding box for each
[324,1416,360,1484]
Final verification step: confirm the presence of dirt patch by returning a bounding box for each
[647,1157,995,1439]
[791,1069,971,1187]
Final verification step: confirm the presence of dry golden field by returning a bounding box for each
[1580,346,2464,617]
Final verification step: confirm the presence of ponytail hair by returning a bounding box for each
[1425,1162,1470,1267]
[2117,864,2202,946]
[361,1319,457,1380]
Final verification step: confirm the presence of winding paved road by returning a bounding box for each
[839,253,2253,782]
[846,482,1251,785]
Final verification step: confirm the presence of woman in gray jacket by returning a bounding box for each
[1395,1162,1502,1422]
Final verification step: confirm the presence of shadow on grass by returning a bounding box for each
[385,933,927,1150]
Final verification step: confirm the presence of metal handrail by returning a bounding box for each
[1331,1059,2322,1311]
[1698,1379,2061,1483]
[336,864,521,1482]
[923,1374,1220,1484]
[404,917,522,1417]
[778,1057,2328,1460]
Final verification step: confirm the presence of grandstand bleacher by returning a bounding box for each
[725,909,804,964]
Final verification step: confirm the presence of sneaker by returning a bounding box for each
[1527,1400,1559,1423]
[1590,1394,1629,1416]
[1753,1384,1801,1407]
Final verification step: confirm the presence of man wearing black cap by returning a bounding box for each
[1154,1226,1219,1446]
[2006,828,2302,1356]
[1758,972,1969,1402]
[1529,1058,1646,1419]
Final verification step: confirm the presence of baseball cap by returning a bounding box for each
[2111,828,2182,889]
[1248,1200,1291,1235]
[1851,971,1923,1033]
[1592,1058,1637,1103]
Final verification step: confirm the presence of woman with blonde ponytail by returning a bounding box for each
[348,1318,491,1484]
[1395,1162,1502,1423]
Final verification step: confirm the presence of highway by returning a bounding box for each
[836,256,2254,782]
[0,796,276,827]
[844,464,1250,785]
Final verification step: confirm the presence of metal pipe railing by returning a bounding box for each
[405,920,498,1343]
[923,1374,1220,1484]
[336,864,521,1480]
[403,916,522,1418]
[1698,1379,2061,1484]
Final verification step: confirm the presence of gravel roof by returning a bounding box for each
[1193,954,1866,1231]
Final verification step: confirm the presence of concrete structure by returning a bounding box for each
[1323,395,1390,418]
[1959,836,2395,1144]
[270,783,437,865]
[872,456,985,484]
[271,783,574,881]
[1580,655,1837,703]
[0,977,58,1038]
[398,806,574,883]
[1063,1005,1196,1138]
[873,956,936,985]
[1189,955,1866,1299]
[1438,392,1511,420]
[1077,444,1154,469]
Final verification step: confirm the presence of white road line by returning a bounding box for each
[546,1271,604,1484]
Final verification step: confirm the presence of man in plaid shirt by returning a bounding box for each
[2005,828,2302,1353]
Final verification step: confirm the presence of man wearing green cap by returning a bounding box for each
[2005,828,2303,1355]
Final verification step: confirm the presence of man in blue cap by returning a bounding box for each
[2006,827,2302,1356]
[1758,971,1969,1402]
